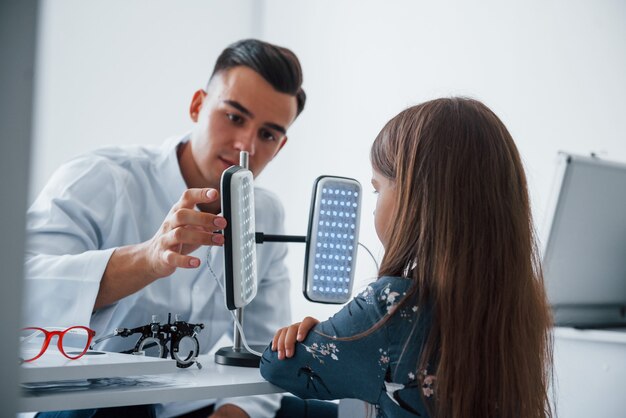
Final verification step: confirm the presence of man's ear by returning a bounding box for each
[272,136,289,158]
[189,90,207,122]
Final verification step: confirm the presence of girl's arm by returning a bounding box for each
[260,279,406,403]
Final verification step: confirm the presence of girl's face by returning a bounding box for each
[371,168,397,249]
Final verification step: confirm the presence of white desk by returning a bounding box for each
[21,329,626,416]
[20,349,177,383]
[19,354,284,413]
[553,327,626,417]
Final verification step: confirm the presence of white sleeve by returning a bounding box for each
[22,157,119,328]
[213,394,282,418]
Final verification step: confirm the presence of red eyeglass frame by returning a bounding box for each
[20,326,96,362]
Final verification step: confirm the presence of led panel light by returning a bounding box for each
[303,176,362,304]
[221,165,257,310]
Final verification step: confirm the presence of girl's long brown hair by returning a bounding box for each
[370,98,553,418]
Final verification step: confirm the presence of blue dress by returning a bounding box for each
[260,276,435,418]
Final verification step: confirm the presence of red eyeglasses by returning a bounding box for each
[20,326,96,362]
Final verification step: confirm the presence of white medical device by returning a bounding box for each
[215,152,363,367]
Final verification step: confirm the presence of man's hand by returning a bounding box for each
[271,316,320,360]
[94,188,226,310]
[145,188,226,278]
[209,404,250,418]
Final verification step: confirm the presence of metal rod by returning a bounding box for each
[233,308,243,352]
[239,151,249,170]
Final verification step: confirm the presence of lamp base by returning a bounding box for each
[214,345,266,368]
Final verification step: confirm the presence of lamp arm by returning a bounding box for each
[255,232,306,243]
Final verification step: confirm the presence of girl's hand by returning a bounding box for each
[271,316,320,360]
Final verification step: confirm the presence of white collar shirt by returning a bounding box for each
[23,135,292,418]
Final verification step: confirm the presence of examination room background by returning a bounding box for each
[25,0,626,414]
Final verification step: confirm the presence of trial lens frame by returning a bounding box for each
[91,313,205,369]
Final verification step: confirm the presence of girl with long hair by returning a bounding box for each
[260,97,553,418]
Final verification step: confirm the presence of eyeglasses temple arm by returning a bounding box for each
[89,328,130,349]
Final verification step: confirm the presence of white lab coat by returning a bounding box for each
[23,136,292,418]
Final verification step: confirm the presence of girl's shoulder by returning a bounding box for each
[355,276,414,316]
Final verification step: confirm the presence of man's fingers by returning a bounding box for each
[162,250,201,269]
[158,229,223,258]
[162,227,224,249]
[177,188,220,210]
[169,209,227,231]
[147,188,223,277]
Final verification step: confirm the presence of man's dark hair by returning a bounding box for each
[209,39,306,117]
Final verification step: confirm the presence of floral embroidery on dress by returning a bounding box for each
[379,283,406,314]
[399,305,419,322]
[302,342,339,364]
[359,285,376,305]
[378,348,390,367]
[420,367,436,397]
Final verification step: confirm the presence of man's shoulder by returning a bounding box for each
[64,143,163,177]
[89,143,162,166]
[42,144,166,199]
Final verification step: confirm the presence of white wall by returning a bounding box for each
[31,0,262,200]
[256,0,626,321]
[32,0,626,330]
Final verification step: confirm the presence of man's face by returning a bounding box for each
[186,66,298,190]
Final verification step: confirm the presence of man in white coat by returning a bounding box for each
[23,39,310,418]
